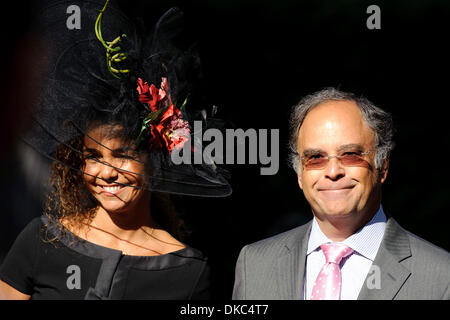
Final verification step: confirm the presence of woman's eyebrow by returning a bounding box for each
[83,147,133,153]
[83,147,100,153]
[112,147,134,153]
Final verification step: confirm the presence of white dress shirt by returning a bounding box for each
[304,206,387,300]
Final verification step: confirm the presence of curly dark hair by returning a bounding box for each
[44,123,188,244]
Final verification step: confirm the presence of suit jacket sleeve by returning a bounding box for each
[232,245,248,299]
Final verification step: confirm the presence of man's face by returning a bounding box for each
[297,100,388,221]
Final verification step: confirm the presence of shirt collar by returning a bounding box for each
[307,205,387,261]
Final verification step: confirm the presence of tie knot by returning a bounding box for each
[320,243,353,264]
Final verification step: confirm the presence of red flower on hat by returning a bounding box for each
[136,77,190,153]
[136,77,167,112]
[155,104,190,152]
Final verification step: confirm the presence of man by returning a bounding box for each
[232,88,450,300]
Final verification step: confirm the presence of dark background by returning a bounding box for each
[1,0,449,299]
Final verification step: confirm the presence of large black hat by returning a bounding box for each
[23,0,232,197]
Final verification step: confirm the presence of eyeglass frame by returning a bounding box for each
[298,147,376,170]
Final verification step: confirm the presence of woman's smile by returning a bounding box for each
[98,184,126,196]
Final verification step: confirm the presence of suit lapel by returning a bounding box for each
[275,221,312,300]
[358,217,412,300]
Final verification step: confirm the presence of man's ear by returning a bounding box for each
[379,157,389,184]
[297,171,304,190]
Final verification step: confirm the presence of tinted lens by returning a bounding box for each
[340,154,366,166]
[304,157,329,169]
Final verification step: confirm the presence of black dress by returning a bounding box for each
[0,216,210,299]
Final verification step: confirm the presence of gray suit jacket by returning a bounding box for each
[232,217,450,300]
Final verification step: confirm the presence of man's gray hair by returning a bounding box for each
[289,87,394,173]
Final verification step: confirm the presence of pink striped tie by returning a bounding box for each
[310,243,353,300]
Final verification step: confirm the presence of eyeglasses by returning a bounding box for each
[300,149,375,170]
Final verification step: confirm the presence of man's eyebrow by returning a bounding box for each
[336,144,365,153]
[302,148,325,157]
[301,144,365,156]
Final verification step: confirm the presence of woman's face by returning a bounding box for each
[82,125,149,214]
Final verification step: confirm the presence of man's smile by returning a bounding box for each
[317,186,355,200]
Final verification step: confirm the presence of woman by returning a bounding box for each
[0,0,230,299]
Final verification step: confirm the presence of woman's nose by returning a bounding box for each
[98,162,119,182]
